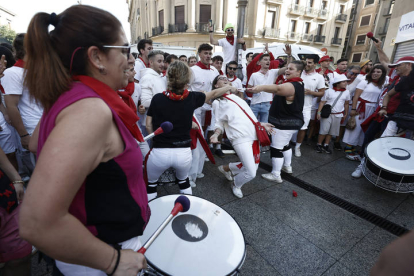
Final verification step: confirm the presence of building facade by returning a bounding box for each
[128,0,353,61]
[0,6,15,28]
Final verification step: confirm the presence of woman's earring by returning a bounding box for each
[99,66,107,75]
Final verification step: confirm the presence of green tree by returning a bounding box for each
[0,25,17,44]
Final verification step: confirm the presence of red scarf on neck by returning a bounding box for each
[360,71,366,76]
[316,68,333,75]
[118,82,137,114]
[226,35,234,45]
[228,75,237,82]
[163,89,190,101]
[72,75,144,142]
[333,87,346,92]
[335,68,345,75]
[282,77,303,84]
[14,59,25,68]
[219,70,224,75]
[195,61,210,70]
[139,57,149,68]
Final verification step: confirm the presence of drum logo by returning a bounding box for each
[388,148,411,161]
[171,215,209,242]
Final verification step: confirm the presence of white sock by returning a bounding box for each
[180,187,193,195]
[271,157,284,177]
[282,149,292,167]
[324,144,329,147]
[295,143,301,149]
[216,144,221,149]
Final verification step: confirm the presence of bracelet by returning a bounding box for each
[241,42,245,45]
[317,111,321,114]
[209,31,213,33]
[351,109,356,110]
[381,106,387,109]
[20,133,30,138]
[12,180,24,184]
[107,248,121,276]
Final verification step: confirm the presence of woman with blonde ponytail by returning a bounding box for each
[19,5,150,276]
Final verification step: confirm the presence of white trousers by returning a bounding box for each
[343,102,376,146]
[146,148,192,183]
[55,237,141,276]
[189,140,206,182]
[229,141,259,188]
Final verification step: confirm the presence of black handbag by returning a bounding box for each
[320,91,344,119]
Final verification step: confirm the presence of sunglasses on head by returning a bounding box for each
[226,29,234,32]
[102,44,136,57]
[228,67,237,70]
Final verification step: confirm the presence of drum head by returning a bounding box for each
[366,137,414,175]
[142,195,246,276]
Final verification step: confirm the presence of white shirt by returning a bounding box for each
[2,66,43,133]
[346,78,362,103]
[213,94,257,146]
[189,64,220,93]
[228,76,243,90]
[140,68,167,108]
[242,65,247,86]
[301,70,325,110]
[134,58,148,81]
[248,69,279,105]
[356,79,383,103]
[218,36,238,71]
[321,88,351,118]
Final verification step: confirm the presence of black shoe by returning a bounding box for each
[215,149,225,158]
[334,142,342,151]
[315,144,323,153]
[323,145,332,154]
[210,148,215,156]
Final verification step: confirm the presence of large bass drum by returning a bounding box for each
[362,137,414,193]
[141,195,246,275]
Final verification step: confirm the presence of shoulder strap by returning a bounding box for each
[331,91,344,109]
[223,95,257,125]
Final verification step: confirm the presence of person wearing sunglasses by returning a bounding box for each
[19,6,149,275]
[209,22,247,72]
[226,61,243,96]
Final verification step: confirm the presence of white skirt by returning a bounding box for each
[343,102,377,146]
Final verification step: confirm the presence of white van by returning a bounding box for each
[131,43,197,58]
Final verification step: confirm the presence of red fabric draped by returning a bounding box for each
[118,82,137,114]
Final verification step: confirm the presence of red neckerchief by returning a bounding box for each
[118,82,137,114]
[360,71,367,76]
[139,57,149,68]
[335,68,345,75]
[219,70,224,75]
[226,35,234,45]
[333,87,346,92]
[162,70,166,76]
[72,75,144,142]
[14,59,25,68]
[316,68,333,75]
[282,77,303,83]
[195,61,210,70]
[275,74,285,85]
[0,85,5,94]
[163,89,190,101]
[227,75,237,82]
[190,117,215,164]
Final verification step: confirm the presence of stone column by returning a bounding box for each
[187,0,196,32]
[163,0,171,34]
[215,0,224,33]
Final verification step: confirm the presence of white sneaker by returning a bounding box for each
[262,173,283,183]
[218,165,233,181]
[232,184,243,198]
[205,157,209,162]
[295,147,301,157]
[190,180,197,187]
[197,173,205,179]
[352,166,363,178]
[282,166,293,174]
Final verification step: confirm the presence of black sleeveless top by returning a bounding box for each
[268,82,305,130]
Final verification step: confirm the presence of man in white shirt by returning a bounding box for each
[134,39,153,81]
[294,54,325,157]
[248,54,279,123]
[227,61,243,96]
[242,52,253,87]
[327,58,348,88]
[140,50,167,108]
[209,23,247,71]
[212,56,224,75]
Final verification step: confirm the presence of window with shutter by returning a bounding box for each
[199,5,211,23]
[175,6,185,24]
[159,10,164,27]
[352,53,362,63]
[360,15,371,26]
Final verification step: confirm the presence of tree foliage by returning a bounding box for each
[0,25,17,44]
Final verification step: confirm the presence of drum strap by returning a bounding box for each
[177,178,190,190]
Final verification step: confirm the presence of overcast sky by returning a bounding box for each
[2,0,131,41]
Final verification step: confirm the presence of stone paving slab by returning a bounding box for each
[386,194,414,229]
[222,197,336,276]
[248,183,375,259]
[321,261,354,276]
[239,245,281,276]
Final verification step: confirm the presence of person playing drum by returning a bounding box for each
[211,75,274,198]
[145,61,238,201]
[19,6,150,275]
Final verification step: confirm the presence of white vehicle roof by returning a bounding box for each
[131,43,197,58]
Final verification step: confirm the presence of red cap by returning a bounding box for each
[319,55,330,64]
[388,56,414,68]
[367,32,374,38]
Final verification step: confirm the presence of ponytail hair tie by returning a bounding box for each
[49,13,59,27]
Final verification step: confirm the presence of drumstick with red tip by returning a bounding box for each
[138,195,191,254]
[366,32,379,43]
[143,121,173,142]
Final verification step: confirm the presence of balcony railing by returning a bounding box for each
[196,23,209,33]
[262,27,280,38]
[290,4,304,15]
[301,33,314,43]
[331,37,343,45]
[314,35,326,43]
[286,32,300,41]
[304,7,318,17]
[336,13,348,23]
[151,26,164,36]
[318,9,329,19]
[168,23,188,33]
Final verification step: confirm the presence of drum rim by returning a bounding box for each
[145,194,247,276]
